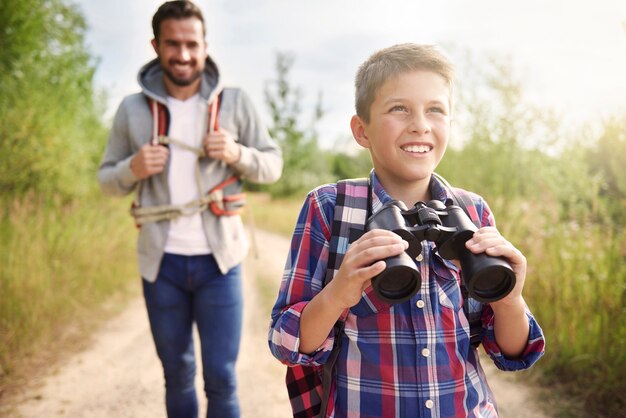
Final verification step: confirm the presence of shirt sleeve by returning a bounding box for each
[480,304,545,371]
[476,196,546,371]
[268,185,338,366]
[97,98,140,197]
[228,89,283,184]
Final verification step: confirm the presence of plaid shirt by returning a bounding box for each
[269,172,545,418]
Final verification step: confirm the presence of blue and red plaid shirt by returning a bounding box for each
[269,172,545,418]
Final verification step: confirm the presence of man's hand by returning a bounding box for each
[130,143,169,180]
[203,127,240,164]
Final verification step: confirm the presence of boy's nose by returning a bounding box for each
[409,114,431,134]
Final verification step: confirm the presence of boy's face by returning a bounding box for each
[351,70,451,193]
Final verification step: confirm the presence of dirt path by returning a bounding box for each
[6,229,549,418]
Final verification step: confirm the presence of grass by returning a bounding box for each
[0,193,138,395]
[244,192,304,238]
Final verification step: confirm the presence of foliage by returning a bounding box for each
[0,193,137,388]
[584,115,626,225]
[0,0,106,198]
[0,0,132,392]
[329,147,372,181]
[261,52,333,197]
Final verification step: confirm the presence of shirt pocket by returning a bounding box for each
[432,255,463,312]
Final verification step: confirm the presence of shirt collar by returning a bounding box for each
[368,170,451,213]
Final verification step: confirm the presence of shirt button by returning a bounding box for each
[421,348,430,357]
[416,300,425,308]
[416,254,424,262]
[425,399,434,409]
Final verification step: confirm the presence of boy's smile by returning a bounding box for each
[351,70,451,203]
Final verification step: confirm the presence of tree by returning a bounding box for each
[0,0,105,198]
[263,52,330,197]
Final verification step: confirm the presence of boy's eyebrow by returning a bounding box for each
[382,97,449,108]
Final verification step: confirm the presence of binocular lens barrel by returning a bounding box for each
[371,252,422,304]
[459,252,516,302]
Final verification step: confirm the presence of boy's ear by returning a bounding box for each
[350,115,370,149]
[151,38,158,54]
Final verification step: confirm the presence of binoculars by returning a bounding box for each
[366,199,516,304]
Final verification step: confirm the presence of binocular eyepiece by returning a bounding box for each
[365,199,515,304]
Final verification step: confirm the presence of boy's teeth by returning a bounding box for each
[402,145,431,153]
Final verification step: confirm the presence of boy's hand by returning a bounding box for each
[325,229,409,310]
[204,127,241,164]
[465,227,527,310]
[130,143,169,180]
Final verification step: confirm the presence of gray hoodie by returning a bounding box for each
[98,56,282,281]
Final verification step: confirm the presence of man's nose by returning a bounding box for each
[177,46,191,61]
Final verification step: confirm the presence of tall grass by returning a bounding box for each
[497,197,626,417]
[245,193,306,238]
[0,193,137,387]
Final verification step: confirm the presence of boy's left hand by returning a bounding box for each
[464,227,527,309]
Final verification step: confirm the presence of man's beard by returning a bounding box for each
[163,67,203,87]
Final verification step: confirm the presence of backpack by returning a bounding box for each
[130,90,246,227]
[285,175,483,418]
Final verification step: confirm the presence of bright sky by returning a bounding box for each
[77,0,626,149]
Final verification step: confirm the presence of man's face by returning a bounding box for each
[152,17,207,87]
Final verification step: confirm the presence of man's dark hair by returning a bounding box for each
[152,0,206,42]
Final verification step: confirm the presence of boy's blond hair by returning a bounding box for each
[354,43,455,123]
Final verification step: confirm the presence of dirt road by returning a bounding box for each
[6,229,549,418]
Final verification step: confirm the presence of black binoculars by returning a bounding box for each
[366,199,516,304]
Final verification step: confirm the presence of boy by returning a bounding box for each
[268,44,544,417]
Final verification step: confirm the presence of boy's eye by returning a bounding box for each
[428,106,446,114]
[389,105,408,112]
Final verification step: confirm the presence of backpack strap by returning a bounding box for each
[432,172,483,348]
[147,90,222,154]
[324,178,372,286]
[131,91,245,225]
[318,178,371,417]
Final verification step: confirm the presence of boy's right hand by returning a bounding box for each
[326,229,409,309]
[130,143,169,180]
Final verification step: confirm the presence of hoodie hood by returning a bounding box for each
[137,55,222,104]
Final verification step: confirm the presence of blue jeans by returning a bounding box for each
[143,253,242,418]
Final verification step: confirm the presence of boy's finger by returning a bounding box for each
[356,261,386,281]
[352,243,407,267]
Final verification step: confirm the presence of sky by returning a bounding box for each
[76,0,626,149]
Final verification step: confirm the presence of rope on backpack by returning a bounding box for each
[130,92,246,226]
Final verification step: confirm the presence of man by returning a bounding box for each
[97,1,282,417]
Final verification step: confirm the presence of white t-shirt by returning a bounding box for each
[163,94,211,255]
